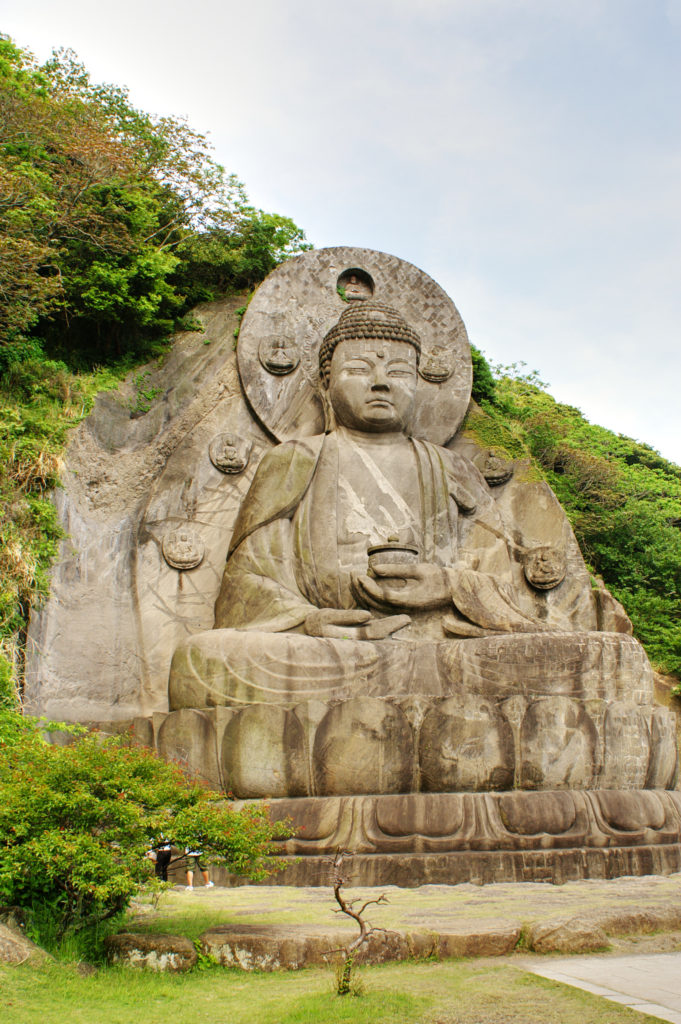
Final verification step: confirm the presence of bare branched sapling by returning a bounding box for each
[328,851,389,995]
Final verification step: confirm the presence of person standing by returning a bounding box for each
[153,835,173,882]
[185,842,213,889]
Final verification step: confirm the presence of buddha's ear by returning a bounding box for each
[321,387,337,432]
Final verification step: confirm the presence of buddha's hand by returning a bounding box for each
[354,563,450,613]
[305,608,411,640]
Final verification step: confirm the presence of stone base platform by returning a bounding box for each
[223,788,681,887]
[143,633,679,800]
[234,844,681,888]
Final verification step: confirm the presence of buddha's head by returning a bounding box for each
[319,302,421,434]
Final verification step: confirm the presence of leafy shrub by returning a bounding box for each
[0,724,291,949]
[470,345,496,404]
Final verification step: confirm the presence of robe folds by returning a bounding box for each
[214,432,540,639]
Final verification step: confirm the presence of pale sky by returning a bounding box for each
[3,0,681,464]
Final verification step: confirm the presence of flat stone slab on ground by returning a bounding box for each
[199,920,522,970]
[119,872,681,972]
[522,952,681,1024]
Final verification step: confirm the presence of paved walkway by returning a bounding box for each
[522,952,681,1024]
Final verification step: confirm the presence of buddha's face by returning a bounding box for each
[327,338,418,433]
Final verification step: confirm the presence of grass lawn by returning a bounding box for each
[0,958,664,1024]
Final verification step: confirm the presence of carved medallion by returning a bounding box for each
[523,546,567,590]
[419,344,457,383]
[209,433,252,474]
[162,527,205,571]
[480,451,514,486]
[258,336,300,375]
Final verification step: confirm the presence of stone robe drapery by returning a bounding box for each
[214,432,538,638]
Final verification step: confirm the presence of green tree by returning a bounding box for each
[0,35,310,693]
[0,37,309,369]
[470,345,496,404]
[0,719,291,947]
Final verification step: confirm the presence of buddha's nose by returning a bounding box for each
[370,366,390,389]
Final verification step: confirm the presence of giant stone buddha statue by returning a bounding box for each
[160,249,680,885]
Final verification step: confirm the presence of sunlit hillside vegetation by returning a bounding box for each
[468,356,681,678]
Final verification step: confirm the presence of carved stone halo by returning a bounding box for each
[209,433,252,474]
[524,546,567,591]
[236,247,472,446]
[162,527,205,571]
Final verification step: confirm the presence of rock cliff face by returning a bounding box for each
[24,293,266,723]
[23,291,632,728]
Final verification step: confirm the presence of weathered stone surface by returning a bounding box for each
[24,294,259,722]
[419,695,514,792]
[526,915,610,954]
[201,924,360,970]
[432,923,521,958]
[199,921,519,970]
[594,577,634,634]
[259,789,681,856]
[0,922,47,965]
[646,706,679,788]
[105,932,197,972]
[221,704,308,798]
[313,697,414,796]
[157,709,220,789]
[592,905,681,936]
[600,701,651,788]
[23,246,680,888]
[130,715,155,747]
[519,697,598,790]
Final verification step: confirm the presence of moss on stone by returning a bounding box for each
[462,406,527,460]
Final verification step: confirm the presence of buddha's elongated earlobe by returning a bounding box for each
[321,387,336,432]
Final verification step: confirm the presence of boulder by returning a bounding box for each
[0,922,47,965]
[526,915,610,954]
[105,932,197,972]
